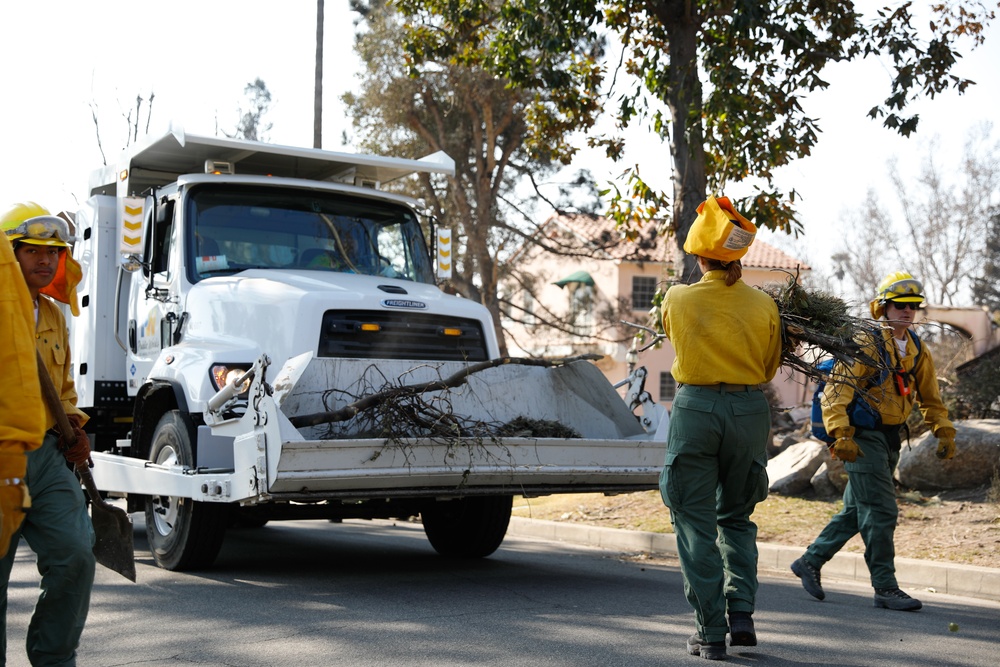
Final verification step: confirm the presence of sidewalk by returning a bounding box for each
[507,517,1000,602]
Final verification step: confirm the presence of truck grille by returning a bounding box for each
[318,311,489,362]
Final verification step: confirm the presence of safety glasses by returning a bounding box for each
[887,301,921,311]
[7,215,71,243]
[885,278,924,297]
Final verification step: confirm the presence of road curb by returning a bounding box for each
[507,517,1000,602]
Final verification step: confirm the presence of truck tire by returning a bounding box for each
[145,411,229,570]
[421,495,512,558]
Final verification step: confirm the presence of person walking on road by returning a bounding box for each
[791,272,957,612]
[0,230,44,558]
[659,196,782,661]
[0,202,96,667]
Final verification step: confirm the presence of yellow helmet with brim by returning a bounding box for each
[870,271,925,319]
[1,202,81,315]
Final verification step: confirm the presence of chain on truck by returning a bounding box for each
[70,127,667,571]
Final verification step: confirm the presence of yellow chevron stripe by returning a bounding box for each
[124,235,141,245]
[439,261,450,270]
[124,220,142,230]
[439,249,451,257]
[124,205,143,216]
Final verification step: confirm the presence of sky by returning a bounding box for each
[2,1,997,282]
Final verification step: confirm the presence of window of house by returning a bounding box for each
[569,283,594,335]
[659,371,676,403]
[523,291,537,328]
[632,275,657,311]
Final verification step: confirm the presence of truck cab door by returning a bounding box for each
[125,199,179,394]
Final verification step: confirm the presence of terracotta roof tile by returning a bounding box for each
[742,239,810,270]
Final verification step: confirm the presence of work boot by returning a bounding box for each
[687,635,727,660]
[790,557,825,600]
[728,612,756,647]
[874,587,922,611]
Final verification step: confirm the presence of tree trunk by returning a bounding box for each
[313,0,324,149]
[659,1,707,284]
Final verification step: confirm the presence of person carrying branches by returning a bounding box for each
[791,272,957,612]
[659,196,782,660]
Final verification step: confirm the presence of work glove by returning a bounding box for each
[829,437,864,463]
[935,437,956,460]
[0,451,31,560]
[61,415,93,468]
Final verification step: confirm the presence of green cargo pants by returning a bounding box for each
[659,385,771,643]
[803,427,900,589]
[0,432,96,667]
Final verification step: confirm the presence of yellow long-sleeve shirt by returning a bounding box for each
[822,327,954,440]
[660,271,782,385]
[1,234,44,455]
[35,296,88,430]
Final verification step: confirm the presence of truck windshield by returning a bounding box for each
[186,184,434,284]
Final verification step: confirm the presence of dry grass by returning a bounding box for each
[512,487,1000,568]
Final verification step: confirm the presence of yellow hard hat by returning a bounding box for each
[1,201,81,316]
[870,271,924,319]
[1,201,71,248]
[683,195,756,262]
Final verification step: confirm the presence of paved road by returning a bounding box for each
[5,517,998,666]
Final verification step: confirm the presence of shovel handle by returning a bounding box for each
[34,350,110,510]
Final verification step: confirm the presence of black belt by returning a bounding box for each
[679,383,764,393]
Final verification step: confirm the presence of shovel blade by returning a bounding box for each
[90,501,136,582]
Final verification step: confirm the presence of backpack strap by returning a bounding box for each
[907,329,923,402]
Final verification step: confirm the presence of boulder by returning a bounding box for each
[768,432,801,458]
[768,440,827,495]
[773,411,796,431]
[896,419,1000,491]
[826,456,848,493]
[788,406,812,425]
[810,456,848,499]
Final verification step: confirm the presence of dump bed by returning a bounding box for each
[91,357,663,502]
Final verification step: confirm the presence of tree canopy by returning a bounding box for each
[398,0,996,281]
[227,78,273,141]
[345,1,620,354]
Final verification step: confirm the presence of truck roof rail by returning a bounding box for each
[89,125,455,197]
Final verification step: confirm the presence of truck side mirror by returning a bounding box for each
[156,200,174,224]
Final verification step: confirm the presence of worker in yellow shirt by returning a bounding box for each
[659,196,782,661]
[0,202,95,667]
[791,272,956,612]
[0,232,43,557]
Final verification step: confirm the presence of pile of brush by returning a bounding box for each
[761,272,888,383]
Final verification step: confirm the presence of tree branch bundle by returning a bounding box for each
[762,271,889,385]
[288,354,601,430]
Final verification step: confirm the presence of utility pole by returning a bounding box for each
[313,0,324,148]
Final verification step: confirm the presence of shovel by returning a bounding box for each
[35,351,136,582]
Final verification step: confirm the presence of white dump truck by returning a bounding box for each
[70,128,666,570]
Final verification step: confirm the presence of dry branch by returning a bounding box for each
[288,354,601,429]
[763,270,889,385]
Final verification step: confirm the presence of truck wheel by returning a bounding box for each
[421,495,512,558]
[144,411,229,570]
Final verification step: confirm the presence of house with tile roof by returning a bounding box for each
[502,212,813,412]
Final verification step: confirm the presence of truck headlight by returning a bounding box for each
[210,364,252,394]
